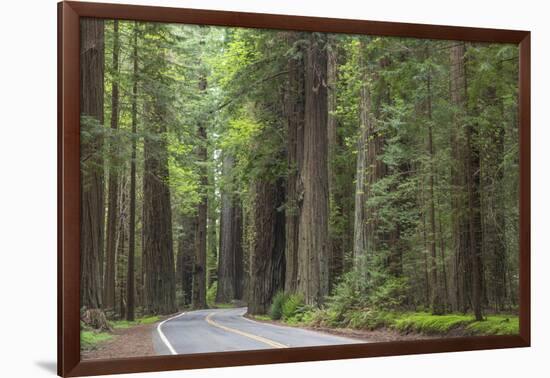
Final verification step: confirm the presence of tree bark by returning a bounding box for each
[450,43,471,313]
[248,179,286,314]
[126,21,138,321]
[216,154,245,302]
[466,119,484,321]
[193,76,208,309]
[207,165,218,287]
[80,18,105,310]
[142,26,176,315]
[327,35,344,289]
[450,43,483,319]
[425,54,444,314]
[104,19,120,310]
[176,215,196,306]
[353,39,377,283]
[284,32,305,293]
[297,33,329,306]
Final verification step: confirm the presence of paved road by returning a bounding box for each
[153,307,363,355]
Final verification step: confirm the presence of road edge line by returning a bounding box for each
[157,311,187,355]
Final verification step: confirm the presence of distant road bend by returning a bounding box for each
[153,307,363,355]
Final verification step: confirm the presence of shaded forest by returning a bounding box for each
[80,18,519,331]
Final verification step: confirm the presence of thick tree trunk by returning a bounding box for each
[284,32,305,293]
[142,29,176,315]
[297,33,329,306]
[80,18,105,310]
[327,35,344,289]
[104,20,120,310]
[216,155,244,302]
[450,43,483,319]
[248,179,286,314]
[176,215,196,306]
[126,21,138,321]
[142,125,176,314]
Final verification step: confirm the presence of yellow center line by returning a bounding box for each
[205,312,288,349]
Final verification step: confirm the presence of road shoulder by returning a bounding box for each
[81,321,158,360]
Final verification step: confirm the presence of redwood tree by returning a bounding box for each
[80,18,105,310]
[104,19,120,310]
[142,24,176,315]
[284,32,305,293]
[297,33,330,306]
[216,154,244,302]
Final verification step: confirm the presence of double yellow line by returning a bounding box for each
[205,312,288,349]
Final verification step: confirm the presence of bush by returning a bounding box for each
[323,271,364,324]
[282,293,305,320]
[206,281,217,308]
[369,277,409,310]
[269,291,287,320]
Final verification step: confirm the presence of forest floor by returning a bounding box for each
[249,311,519,340]
[81,315,163,360]
[246,315,436,342]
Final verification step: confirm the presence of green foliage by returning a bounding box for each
[268,292,308,323]
[252,314,272,321]
[282,293,305,321]
[369,277,409,310]
[269,291,287,320]
[292,308,518,336]
[465,316,519,335]
[211,302,236,309]
[111,315,160,329]
[206,281,218,308]
[394,313,474,334]
[80,330,113,350]
[394,313,519,336]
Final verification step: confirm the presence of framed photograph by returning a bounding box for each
[58,1,530,376]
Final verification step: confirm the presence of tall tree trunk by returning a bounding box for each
[193,77,208,309]
[466,121,484,321]
[80,18,105,310]
[116,176,127,318]
[216,155,244,302]
[450,43,470,313]
[176,215,196,306]
[353,39,376,283]
[483,75,508,312]
[248,179,286,314]
[284,32,305,293]
[327,35,344,289]
[297,33,329,306]
[425,56,444,314]
[126,21,138,321]
[207,165,218,287]
[104,20,120,310]
[142,26,176,315]
[143,119,176,314]
[450,43,483,319]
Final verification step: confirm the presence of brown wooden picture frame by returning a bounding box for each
[58,1,531,376]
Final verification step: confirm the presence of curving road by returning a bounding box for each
[153,307,363,355]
